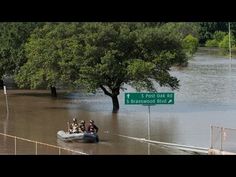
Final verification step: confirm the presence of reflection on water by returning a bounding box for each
[1,47,236,154]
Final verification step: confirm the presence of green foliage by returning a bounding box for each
[78,23,187,93]
[0,22,43,79]
[182,34,198,55]
[205,39,218,47]
[15,23,82,89]
[219,34,236,50]
[213,31,227,42]
[199,22,228,44]
[205,31,227,47]
[161,22,200,39]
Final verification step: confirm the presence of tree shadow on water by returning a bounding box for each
[11,90,69,98]
[44,106,80,110]
[12,92,51,97]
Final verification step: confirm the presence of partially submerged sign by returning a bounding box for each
[125,92,174,105]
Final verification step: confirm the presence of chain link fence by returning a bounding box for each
[210,125,236,154]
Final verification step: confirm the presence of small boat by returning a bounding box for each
[57,130,99,143]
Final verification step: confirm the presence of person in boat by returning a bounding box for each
[78,120,86,133]
[87,120,99,134]
[69,118,79,134]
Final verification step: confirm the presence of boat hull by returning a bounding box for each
[57,130,99,143]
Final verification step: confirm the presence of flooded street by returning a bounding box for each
[1,47,236,154]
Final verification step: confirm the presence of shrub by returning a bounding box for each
[182,34,198,55]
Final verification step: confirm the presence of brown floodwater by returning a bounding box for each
[1,47,236,154]
[0,89,192,155]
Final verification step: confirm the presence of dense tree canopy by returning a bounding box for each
[161,22,200,39]
[198,22,236,45]
[0,22,42,79]
[15,23,82,96]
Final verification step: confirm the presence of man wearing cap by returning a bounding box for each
[87,120,99,134]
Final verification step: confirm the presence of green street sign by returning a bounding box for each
[124,92,174,105]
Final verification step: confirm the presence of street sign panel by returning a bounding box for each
[125,92,174,105]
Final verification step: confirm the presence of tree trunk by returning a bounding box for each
[100,85,120,113]
[112,95,119,113]
[50,86,57,97]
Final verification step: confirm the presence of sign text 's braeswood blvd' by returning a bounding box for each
[125,92,174,105]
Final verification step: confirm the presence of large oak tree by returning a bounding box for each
[77,23,187,113]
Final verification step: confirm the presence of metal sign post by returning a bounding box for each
[147,105,150,140]
[144,104,153,155]
[4,86,9,119]
[147,105,150,155]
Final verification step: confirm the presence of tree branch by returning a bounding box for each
[100,85,112,97]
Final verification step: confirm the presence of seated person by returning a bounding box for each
[78,120,86,133]
[87,120,99,134]
[69,118,79,133]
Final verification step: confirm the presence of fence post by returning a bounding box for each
[35,141,38,155]
[14,136,16,155]
[59,147,61,155]
[221,127,224,151]
[210,125,213,149]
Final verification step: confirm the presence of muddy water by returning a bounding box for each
[1,47,236,154]
[0,90,189,154]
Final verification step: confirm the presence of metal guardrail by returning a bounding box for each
[106,132,209,154]
[0,132,88,155]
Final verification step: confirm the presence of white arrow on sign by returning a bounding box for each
[168,99,172,103]
[127,94,130,99]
